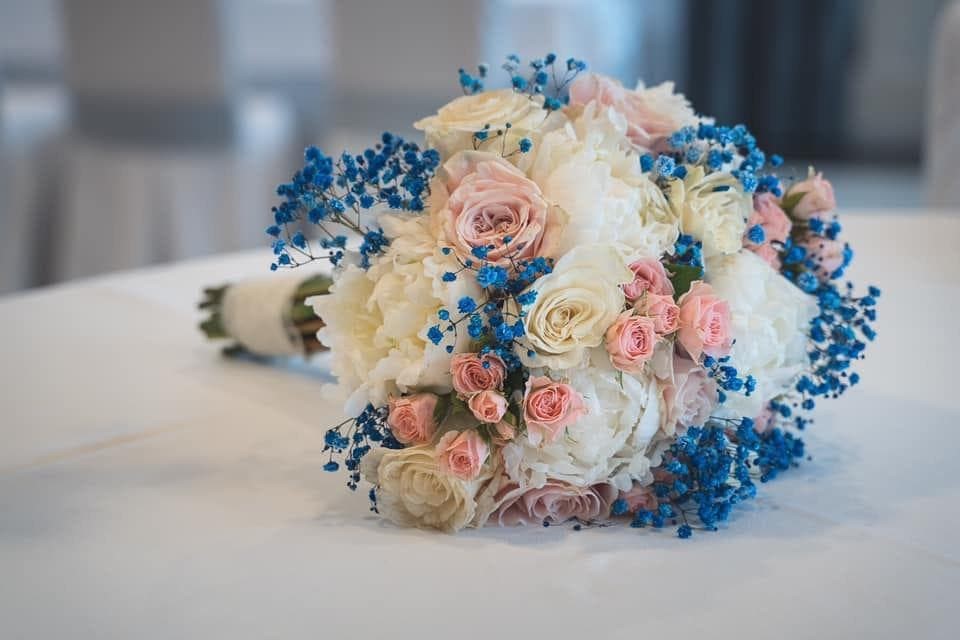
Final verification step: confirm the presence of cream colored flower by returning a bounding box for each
[706,250,818,417]
[374,445,479,533]
[667,165,751,258]
[517,244,633,370]
[530,103,679,261]
[414,89,549,161]
[313,214,479,415]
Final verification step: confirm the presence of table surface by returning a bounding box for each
[2,211,959,639]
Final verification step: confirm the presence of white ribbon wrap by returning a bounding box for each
[220,275,305,356]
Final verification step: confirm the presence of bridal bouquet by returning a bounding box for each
[204,54,879,537]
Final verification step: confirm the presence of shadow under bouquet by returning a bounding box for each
[201,54,879,537]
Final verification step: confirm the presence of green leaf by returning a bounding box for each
[667,264,703,298]
[780,190,806,216]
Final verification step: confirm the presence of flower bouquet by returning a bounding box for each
[201,54,879,536]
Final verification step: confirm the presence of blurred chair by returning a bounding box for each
[53,0,296,282]
[927,0,960,208]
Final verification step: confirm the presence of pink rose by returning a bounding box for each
[450,352,506,396]
[437,429,489,481]
[662,355,718,435]
[618,484,658,514]
[523,376,587,445]
[636,293,680,335]
[605,312,658,373]
[748,193,792,244]
[490,480,618,526]
[786,172,836,220]
[622,258,674,302]
[386,393,438,445]
[749,242,782,270]
[440,153,560,266]
[804,237,847,279]
[467,390,508,424]
[568,73,694,149]
[677,281,733,361]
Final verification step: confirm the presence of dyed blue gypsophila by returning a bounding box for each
[267,133,440,270]
[322,405,401,491]
[702,355,757,400]
[462,53,585,109]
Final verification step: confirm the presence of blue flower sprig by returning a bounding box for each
[459,52,587,111]
[322,404,402,491]
[267,133,440,270]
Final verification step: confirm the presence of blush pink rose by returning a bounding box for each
[467,390,508,424]
[450,352,506,396]
[749,242,782,270]
[490,480,618,526]
[748,193,792,244]
[440,153,559,266]
[618,484,658,514]
[568,73,692,149]
[605,312,658,373]
[387,393,439,445]
[622,257,674,302]
[523,376,587,445]
[804,237,847,279]
[636,292,680,335]
[677,281,733,361]
[662,355,718,435]
[437,429,489,481]
[786,172,836,220]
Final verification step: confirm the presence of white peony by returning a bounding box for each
[529,103,679,261]
[706,250,818,417]
[374,445,482,532]
[517,244,633,370]
[502,352,661,491]
[313,214,479,415]
[667,165,752,258]
[414,89,553,161]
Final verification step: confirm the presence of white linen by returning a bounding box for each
[0,212,958,639]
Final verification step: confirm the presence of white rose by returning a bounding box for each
[706,250,818,417]
[313,214,479,414]
[517,244,633,370]
[530,103,679,261]
[502,353,661,490]
[668,165,751,258]
[374,445,479,532]
[414,89,550,161]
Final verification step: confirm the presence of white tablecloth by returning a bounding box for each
[1,211,958,639]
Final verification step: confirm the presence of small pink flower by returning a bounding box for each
[677,281,732,361]
[386,393,438,445]
[748,193,792,244]
[786,172,836,220]
[450,352,506,396]
[804,237,847,279]
[622,258,674,302]
[618,484,658,514]
[439,153,560,266]
[523,376,587,445]
[662,355,718,435]
[467,390,508,424]
[605,312,658,373]
[636,293,680,335]
[437,429,488,481]
[490,480,618,526]
[749,242,782,270]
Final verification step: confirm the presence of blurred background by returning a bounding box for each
[0,0,957,294]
